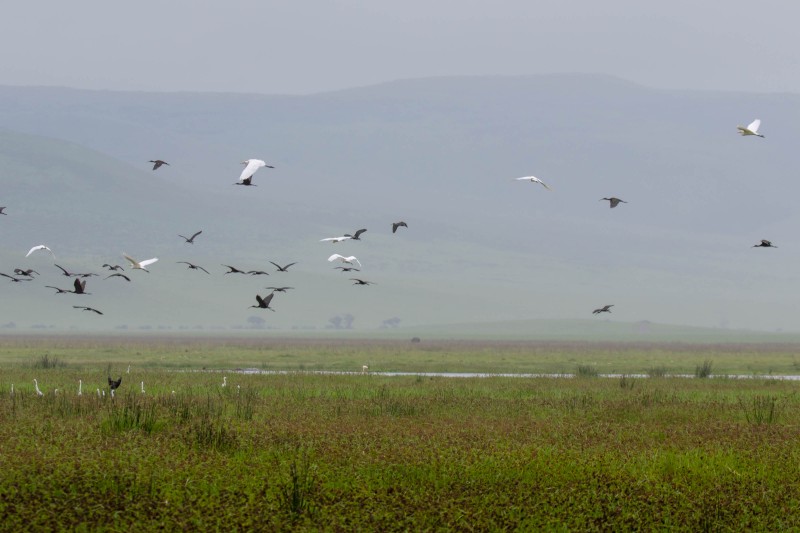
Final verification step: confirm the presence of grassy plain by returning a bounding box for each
[2,336,800,530]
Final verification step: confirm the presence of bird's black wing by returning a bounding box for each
[190,230,202,241]
[353,229,367,239]
[54,264,71,276]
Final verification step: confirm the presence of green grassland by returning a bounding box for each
[1,333,800,375]
[2,337,800,530]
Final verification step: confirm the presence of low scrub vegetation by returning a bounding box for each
[2,365,800,530]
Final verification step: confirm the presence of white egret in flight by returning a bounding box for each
[26,245,54,258]
[328,254,362,268]
[737,119,764,138]
[235,159,274,186]
[514,176,551,190]
[123,253,159,272]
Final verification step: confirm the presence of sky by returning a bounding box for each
[1,1,799,95]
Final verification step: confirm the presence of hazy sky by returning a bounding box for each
[1,1,798,94]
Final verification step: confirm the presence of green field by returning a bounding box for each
[2,336,800,530]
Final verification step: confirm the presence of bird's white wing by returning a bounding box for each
[238,159,264,182]
[514,177,533,181]
[536,178,551,190]
[139,258,158,268]
[747,119,761,132]
[26,245,53,258]
[320,236,350,243]
[348,256,362,268]
[122,253,137,267]
[328,254,344,262]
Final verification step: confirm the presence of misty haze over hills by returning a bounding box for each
[1,74,800,334]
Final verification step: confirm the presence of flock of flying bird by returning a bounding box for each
[2,118,772,320]
[2,158,409,317]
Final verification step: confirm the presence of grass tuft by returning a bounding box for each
[32,353,66,369]
[695,360,713,379]
[575,365,598,378]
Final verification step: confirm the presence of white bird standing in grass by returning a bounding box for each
[737,119,764,138]
[123,253,158,272]
[328,254,362,268]
[33,379,43,397]
[78,379,82,396]
[26,245,55,259]
[235,159,273,186]
[514,176,551,190]
[222,376,227,388]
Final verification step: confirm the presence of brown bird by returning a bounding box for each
[265,286,294,292]
[392,221,408,233]
[753,239,777,248]
[103,264,124,271]
[350,278,375,286]
[72,278,89,295]
[105,273,132,282]
[13,268,39,277]
[344,229,367,241]
[223,265,247,274]
[177,262,210,274]
[149,160,169,170]
[247,270,270,276]
[593,305,614,314]
[108,376,122,390]
[0,207,7,215]
[250,293,275,311]
[600,197,627,208]
[334,266,360,272]
[269,261,297,272]
[45,285,71,294]
[74,305,103,315]
[0,272,29,282]
[178,230,202,244]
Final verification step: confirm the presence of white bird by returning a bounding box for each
[222,376,227,388]
[26,245,55,258]
[737,119,764,138]
[33,378,43,397]
[320,236,352,243]
[123,253,159,272]
[141,381,145,394]
[328,254,362,268]
[362,365,369,373]
[515,176,551,190]
[78,379,82,396]
[236,159,274,186]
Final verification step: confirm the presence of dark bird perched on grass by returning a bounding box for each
[0,272,30,282]
[102,264,124,271]
[223,265,247,274]
[600,197,627,208]
[392,221,408,233]
[344,229,367,241]
[178,230,202,244]
[265,286,294,292]
[350,278,375,286]
[177,261,210,274]
[334,266,360,272]
[269,261,297,272]
[753,239,777,248]
[105,273,131,282]
[247,270,270,276]
[593,305,614,315]
[149,160,169,170]
[108,376,122,391]
[74,305,103,315]
[13,268,39,277]
[250,293,275,311]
